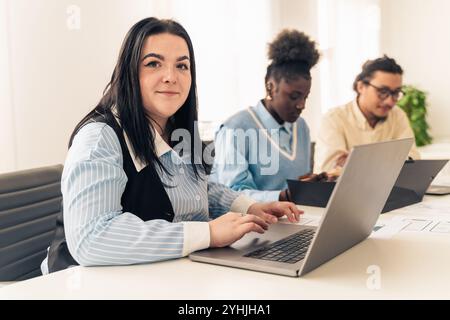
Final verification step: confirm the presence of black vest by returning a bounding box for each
[47,113,175,273]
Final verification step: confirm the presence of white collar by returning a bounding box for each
[246,107,298,161]
[111,106,172,172]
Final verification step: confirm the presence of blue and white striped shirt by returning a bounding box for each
[41,122,255,273]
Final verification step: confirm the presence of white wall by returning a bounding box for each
[3,0,448,174]
[271,0,323,141]
[0,0,16,173]
[0,0,275,172]
[318,0,380,114]
[380,0,450,140]
[1,0,153,173]
[152,0,272,123]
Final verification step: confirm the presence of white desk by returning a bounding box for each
[418,139,450,186]
[1,195,450,300]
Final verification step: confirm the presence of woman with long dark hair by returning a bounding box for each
[43,18,302,273]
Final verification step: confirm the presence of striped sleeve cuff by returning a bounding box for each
[181,221,211,256]
[230,194,257,215]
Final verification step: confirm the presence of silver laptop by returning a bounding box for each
[190,138,414,277]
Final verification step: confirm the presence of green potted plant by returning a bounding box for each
[397,85,433,147]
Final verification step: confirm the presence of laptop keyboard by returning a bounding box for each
[244,229,316,264]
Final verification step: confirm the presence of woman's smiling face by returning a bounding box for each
[139,33,192,126]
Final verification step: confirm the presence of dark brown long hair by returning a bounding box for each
[69,17,206,178]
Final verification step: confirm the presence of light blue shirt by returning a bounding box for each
[41,122,255,273]
[210,101,311,202]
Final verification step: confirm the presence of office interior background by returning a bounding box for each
[1,0,450,174]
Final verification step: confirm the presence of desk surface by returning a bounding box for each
[1,196,450,300]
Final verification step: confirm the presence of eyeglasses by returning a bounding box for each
[364,82,404,101]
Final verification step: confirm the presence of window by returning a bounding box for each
[318,0,381,113]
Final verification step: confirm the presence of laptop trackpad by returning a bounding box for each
[230,222,310,253]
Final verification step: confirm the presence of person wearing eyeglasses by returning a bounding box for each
[314,55,420,173]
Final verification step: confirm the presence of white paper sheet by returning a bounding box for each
[372,215,450,237]
[395,202,450,216]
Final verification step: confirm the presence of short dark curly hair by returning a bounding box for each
[353,55,403,92]
[265,29,320,85]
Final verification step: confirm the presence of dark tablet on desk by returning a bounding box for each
[426,185,450,196]
[288,159,449,213]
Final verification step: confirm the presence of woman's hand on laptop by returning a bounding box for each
[247,202,303,224]
[208,202,303,248]
[208,212,269,247]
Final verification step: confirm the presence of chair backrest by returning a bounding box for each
[0,165,63,281]
[202,141,215,175]
[310,141,316,173]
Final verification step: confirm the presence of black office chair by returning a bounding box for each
[202,141,215,175]
[0,165,63,281]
